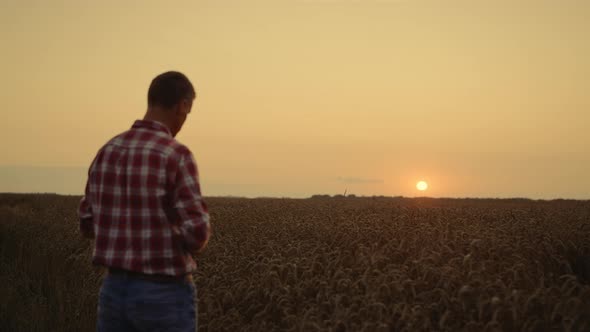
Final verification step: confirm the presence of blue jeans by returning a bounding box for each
[97,273,197,332]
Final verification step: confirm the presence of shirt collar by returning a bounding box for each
[131,119,172,136]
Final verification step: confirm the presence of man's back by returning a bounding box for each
[79,119,210,276]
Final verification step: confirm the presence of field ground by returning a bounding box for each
[1,193,589,331]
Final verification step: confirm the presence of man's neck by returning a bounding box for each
[143,109,173,132]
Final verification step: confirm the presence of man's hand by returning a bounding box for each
[80,216,95,239]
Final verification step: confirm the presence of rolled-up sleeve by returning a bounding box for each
[173,151,211,253]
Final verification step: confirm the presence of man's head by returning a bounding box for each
[146,71,196,137]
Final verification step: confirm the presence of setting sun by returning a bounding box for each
[416,181,428,191]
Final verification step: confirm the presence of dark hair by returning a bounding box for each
[147,71,196,109]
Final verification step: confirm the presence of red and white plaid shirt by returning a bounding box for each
[78,119,210,276]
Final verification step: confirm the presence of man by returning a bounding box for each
[78,71,211,331]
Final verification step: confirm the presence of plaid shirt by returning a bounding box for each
[78,119,210,276]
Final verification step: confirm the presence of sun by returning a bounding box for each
[416,181,428,191]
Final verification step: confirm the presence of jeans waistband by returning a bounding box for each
[107,267,193,284]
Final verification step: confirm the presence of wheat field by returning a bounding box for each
[1,194,589,331]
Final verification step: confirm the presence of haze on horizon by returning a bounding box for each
[1,0,589,199]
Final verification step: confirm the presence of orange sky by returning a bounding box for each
[1,0,589,198]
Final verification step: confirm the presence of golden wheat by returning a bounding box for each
[1,194,589,331]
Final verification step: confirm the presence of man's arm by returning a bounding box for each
[78,158,96,239]
[173,151,211,255]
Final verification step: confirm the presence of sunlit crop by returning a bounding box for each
[1,194,589,331]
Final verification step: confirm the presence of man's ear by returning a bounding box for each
[179,99,192,115]
[173,102,184,115]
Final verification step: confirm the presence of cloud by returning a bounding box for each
[336,176,384,184]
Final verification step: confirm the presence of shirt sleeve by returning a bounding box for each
[172,151,211,253]
[78,163,95,238]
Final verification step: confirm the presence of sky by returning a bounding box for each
[1,0,589,199]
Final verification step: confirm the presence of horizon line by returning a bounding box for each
[0,192,588,201]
